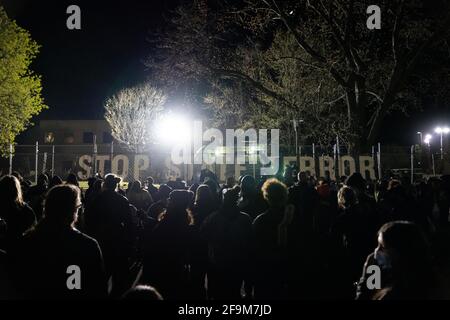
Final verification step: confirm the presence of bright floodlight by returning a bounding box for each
[435,127,450,134]
[424,134,432,144]
[154,113,191,144]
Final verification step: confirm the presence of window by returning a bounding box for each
[103,132,113,143]
[44,132,55,143]
[64,133,75,144]
[83,132,94,144]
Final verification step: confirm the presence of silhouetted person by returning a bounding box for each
[12,171,29,195]
[202,177,221,208]
[143,190,195,299]
[147,184,172,220]
[145,176,159,199]
[252,179,295,299]
[85,178,102,208]
[379,179,417,223]
[0,175,36,252]
[238,175,267,221]
[189,184,218,298]
[0,248,13,299]
[10,184,107,299]
[220,176,236,199]
[49,175,63,189]
[331,186,374,296]
[85,173,134,297]
[356,221,433,300]
[438,175,450,227]
[127,180,153,212]
[288,172,318,232]
[202,186,252,299]
[192,184,216,226]
[26,173,48,220]
[66,173,79,187]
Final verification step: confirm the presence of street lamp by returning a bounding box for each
[434,127,450,160]
[424,134,435,175]
[417,132,423,145]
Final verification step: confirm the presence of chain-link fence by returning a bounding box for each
[0,142,446,184]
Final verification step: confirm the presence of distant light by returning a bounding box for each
[435,127,450,134]
[417,131,422,134]
[154,113,191,144]
[289,10,294,15]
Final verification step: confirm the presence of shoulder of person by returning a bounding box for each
[71,228,99,245]
[239,211,252,223]
[252,211,267,226]
[22,202,34,213]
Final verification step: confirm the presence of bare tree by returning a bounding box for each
[147,0,450,150]
[104,83,166,153]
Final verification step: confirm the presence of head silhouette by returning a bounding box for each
[37,174,49,188]
[240,175,256,196]
[168,190,194,211]
[66,173,79,187]
[338,186,357,209]
[122,285,163,300]
[223,186,241,208]
[346,172,366,191]
[195,184,213,205]
[104,173,121,191]
[50,175,63,188]
[377,221,429,266]
[158,184,173,201]
[146,176,154,185]
[43,184,81,226]
[0,175,24,207]
[261,178,288,208]
[129,180,142,193]
[298,171,308,184]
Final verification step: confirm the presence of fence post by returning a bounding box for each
[298,145,302,172]
[35,141,39,184]
[51,145,55,177]
[432,153,436,176]
[371,145,375,162]
[377,142,381,180]
[333,144,337,179]
[93,135,97,177]
[410,145,414,184]
[9,143,13,175]
[336,136,341,177]
[110,141,114,174]
[43,152,47,174]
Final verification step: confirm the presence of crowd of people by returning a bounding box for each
[1,168,450,300]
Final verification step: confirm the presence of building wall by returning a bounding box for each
[39,120,114,145]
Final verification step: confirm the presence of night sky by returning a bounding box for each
[2,0,179,119]
[1,0,449,145]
